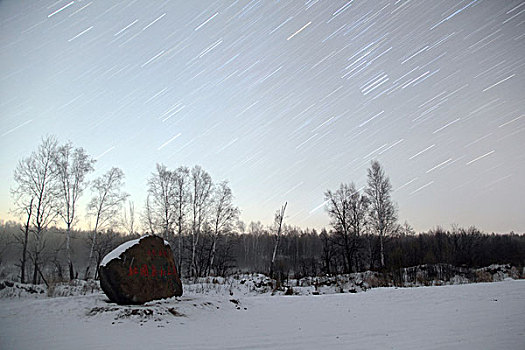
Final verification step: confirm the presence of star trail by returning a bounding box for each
[1,0,524,232]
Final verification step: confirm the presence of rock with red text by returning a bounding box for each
[98,235,183,304]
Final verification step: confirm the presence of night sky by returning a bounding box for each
[1,0,524,233]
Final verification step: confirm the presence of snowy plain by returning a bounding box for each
[1,279,524,350]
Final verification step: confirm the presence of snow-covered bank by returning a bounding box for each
[182,263,524,296]
[1,279,524,349]
[1,264,522,300]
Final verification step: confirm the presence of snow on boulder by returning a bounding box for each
[98,235,183,305]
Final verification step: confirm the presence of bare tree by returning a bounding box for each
[346,184,369,271]
[55,142,95,280]
[91,229,122,279]
[269,202,287,279]
[85,167,128,278]
[365,160,397,268]
[10,196,34,283]
[208,181,239,275]
[325,183,369,273]
[143,195,156,234]
[12,136,61,284]
[324,183,359,273]
[147,164,177,239]
[212,232,237,276]
[320,228,335,275]
[247,221,265,270]
[172,166,190,276]
[189,165,213,277]
[121,200,135,235]
[398,220,416,237]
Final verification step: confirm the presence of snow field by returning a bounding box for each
[1,279,524,349]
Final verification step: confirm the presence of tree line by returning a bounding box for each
[3,137,524,285]
[143,163,239,278]
[1,220,523,284]
[8,136,241,282]
[10,136,129,283]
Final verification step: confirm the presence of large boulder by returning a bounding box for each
[99,235,183,304]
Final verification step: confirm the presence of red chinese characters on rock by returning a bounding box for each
[128,264,178,278]
[146,249,170,258]
[128,247,177,278]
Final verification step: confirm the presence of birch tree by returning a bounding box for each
[147,164,176,239]
[55,142,95,280]
[208,181,239,275]
[12,136,61,284]
[269,202,287,279]
[85,167,128,278]
[189,165,212,277]
[172,166,190,276]
[365,160,397,268]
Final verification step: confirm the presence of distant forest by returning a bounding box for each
[1,136,524,285]
[0,222,524,285]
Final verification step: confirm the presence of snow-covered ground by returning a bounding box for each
[1,279,524,349]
